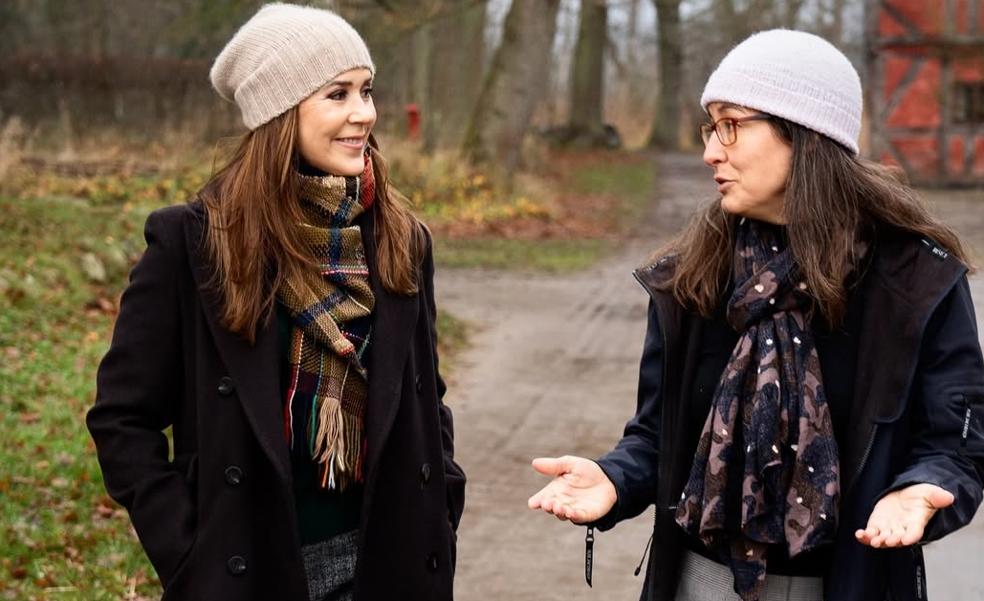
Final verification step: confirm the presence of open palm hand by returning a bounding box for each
[855,483,954,548]
[527,456,617,524]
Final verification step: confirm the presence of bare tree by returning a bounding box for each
[648,0,681,148]
[566,0,609,145]
[424,1,487,150]
[462,0,561,171]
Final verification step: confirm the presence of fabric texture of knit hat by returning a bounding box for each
[700,29,862,154]
[210,3,375,130]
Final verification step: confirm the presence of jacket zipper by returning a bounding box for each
[844,424,878,495]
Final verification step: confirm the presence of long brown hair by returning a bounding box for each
[655,117,972,326]
[199,108,423,343]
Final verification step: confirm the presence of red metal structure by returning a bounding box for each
[865,0,984,186]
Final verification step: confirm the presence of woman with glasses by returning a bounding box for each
[528,29,984,601]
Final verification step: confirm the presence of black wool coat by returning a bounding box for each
[87,201,466,601]
[595,227,984,601]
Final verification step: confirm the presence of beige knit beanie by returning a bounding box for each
[210,3,375,130]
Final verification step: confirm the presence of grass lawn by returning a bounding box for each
[430,151,656,271]
[1,195,162,599]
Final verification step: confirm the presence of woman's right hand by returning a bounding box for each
[527,456,617,524]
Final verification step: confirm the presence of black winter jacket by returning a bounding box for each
[87,202,466,600]
[595,228,984,601]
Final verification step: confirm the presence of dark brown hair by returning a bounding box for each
[655,116,972,326]
[199,108,423,343]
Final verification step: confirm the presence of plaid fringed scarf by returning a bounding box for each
[674,219,842,601]
[279,154,375,491]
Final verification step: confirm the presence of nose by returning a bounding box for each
[703,135,727,167]
[349,98,376,125]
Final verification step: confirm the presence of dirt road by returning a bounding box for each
[437,153,984,600]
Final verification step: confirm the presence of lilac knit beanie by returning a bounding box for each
[701,29,862,154]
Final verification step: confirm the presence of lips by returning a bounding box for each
[335,136,366,149]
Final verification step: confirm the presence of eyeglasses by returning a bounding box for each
[699,114,773,146]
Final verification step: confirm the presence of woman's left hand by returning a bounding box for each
[855,483,954,548]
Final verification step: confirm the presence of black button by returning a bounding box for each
[227,555,247,575]
[419,463,432,486]
[427,552,439,572]
[217,376,235,396]
[415,374,422,393]
[224,465,244,486]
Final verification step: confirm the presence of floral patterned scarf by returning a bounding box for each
[675,218,841,601]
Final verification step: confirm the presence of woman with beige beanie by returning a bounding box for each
[87,4,464,601]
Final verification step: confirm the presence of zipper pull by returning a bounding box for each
[634,532,654,576]
[584,526,594,587]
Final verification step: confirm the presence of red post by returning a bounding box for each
[405,103,421,140]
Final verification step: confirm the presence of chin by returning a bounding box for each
[320,158,364,177]
[720,196,746,217]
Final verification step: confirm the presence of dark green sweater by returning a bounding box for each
[277,303,362,545]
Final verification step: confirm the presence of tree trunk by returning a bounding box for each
[461,0,561,172]
[648,0,682,149]
[567,0,608,144]
[424,1,487,151]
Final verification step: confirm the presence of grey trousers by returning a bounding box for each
[301,530,358,601]
[674,550,823,601]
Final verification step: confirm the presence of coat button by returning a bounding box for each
[227,555,247,575]
[415,374,422,393]
[427,552,439,572]
[224,465,244,486]
[217,376,235,396]
[419,463,432,486]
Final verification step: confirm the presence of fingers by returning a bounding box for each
[899,521,925,546]
[882,523,905,547]
[926,486,955,509]
[531,456,574,477]
[855,521,925,548]
[538,496,571,521]
[527,483,554,510]
[855,525,880,547]
[528,487,589,523]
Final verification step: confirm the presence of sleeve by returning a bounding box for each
[886,275,984,542]
[421,227,466,532]
[593,298,664,531]
[85,209,196,585]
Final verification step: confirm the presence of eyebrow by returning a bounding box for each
[715,103,750,115]
[325,78,373,88]
[707,102,751,120]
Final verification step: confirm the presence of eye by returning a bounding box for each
[327,89,346,101]
[361,86,374,99]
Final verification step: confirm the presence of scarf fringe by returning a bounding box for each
[310,394,366,490]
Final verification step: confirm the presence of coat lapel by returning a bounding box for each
[183,207,291,483]
[359,210,419,486]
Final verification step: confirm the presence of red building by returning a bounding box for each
[865,0,984,186]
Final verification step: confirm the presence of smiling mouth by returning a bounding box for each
[335,137,366,147]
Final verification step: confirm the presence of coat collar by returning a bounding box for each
[635,227,968,494]
[182,202,418,485]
